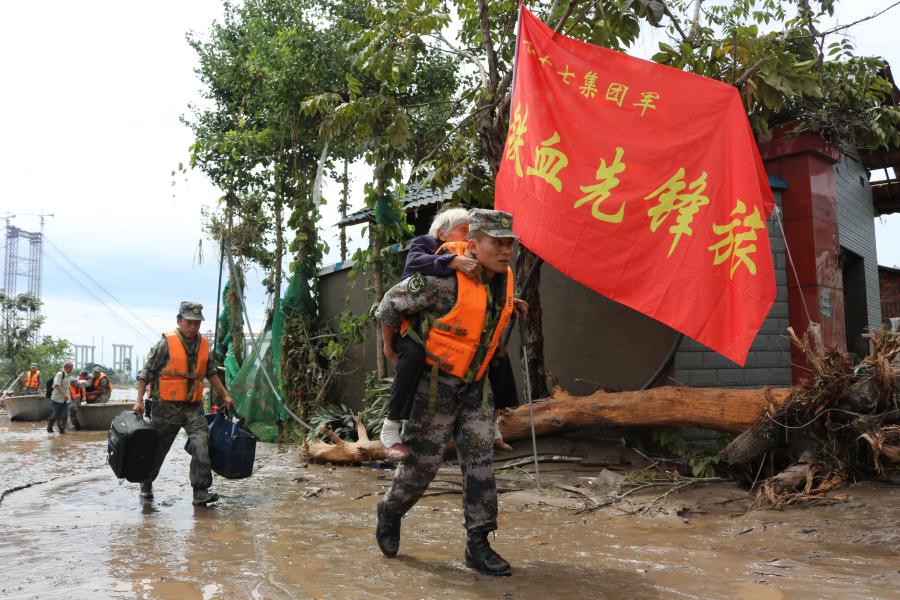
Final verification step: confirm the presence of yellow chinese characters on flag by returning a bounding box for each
[495,8,776,366]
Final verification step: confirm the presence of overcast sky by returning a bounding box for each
[1,0,898,372]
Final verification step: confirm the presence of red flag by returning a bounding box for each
[495,8,775,366]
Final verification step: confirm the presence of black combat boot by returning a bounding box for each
[139,481,153,500]
[375,502,401,557]
[465,532,512,576]
[192,489,220,506]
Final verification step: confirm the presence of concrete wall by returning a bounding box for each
[673,190,793,389]
[835,150,882,332]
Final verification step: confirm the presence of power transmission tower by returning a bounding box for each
[2,212,53,341]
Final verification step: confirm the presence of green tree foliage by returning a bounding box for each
[654,0,900,148]
[0,292,43,364]
[0,292,71,387]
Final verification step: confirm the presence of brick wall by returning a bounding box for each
[674,189,793,388]
[880,267,900,322]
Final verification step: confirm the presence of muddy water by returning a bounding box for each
[1,414,897,600]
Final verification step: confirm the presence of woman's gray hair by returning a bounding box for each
[428,207,470,239]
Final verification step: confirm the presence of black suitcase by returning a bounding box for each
[108,411,159,482]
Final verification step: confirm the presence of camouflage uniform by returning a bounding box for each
[381,370,498,532]
[138,304,218,491]
[376,213,515,533]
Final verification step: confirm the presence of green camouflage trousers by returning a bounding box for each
[382,373,498,533]
[144,401,212,491]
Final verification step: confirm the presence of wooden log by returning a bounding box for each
[498,386,790,441]
[305,385,789,464]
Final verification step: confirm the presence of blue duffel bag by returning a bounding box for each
[185,411,257,479]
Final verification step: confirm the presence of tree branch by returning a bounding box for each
[436,32,489,90]
[554,0,579,33]
[689,0,703,40]
[564,0,602,37]
[791,0,900,40]
[734,54,775,87]
[418,105,489,165]
[477,0,500,90]
[662,2,691,45]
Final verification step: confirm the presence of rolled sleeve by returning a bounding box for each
[205,352,218,379]
[138,337,167,382]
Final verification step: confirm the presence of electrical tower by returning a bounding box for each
[2,213,53,340]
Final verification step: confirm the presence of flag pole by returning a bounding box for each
[507,1,542,489]
[518,318,542,489]
[507,0,525,124]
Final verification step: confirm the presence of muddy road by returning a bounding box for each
[1,414,897,599]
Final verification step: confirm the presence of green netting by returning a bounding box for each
[227,329,287,442]
[215,279,244,386]
[218,271,312,442]
[374,195,401,225]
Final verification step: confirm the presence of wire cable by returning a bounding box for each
[42,251,155,344]
[42,238,158,339]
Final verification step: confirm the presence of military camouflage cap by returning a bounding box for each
[466,209,518,239]
[178,300,205,321]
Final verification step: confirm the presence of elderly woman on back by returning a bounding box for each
[380,207,522,461]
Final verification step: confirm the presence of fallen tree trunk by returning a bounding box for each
[305,385,790,464]
[498,386,791,440]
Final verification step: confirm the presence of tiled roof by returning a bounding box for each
[335,177,462,227]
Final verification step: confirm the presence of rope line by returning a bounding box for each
[773,205,814,326]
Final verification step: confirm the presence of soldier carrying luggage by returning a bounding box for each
[132,301,234,506]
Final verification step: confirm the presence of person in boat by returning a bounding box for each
[374,209,518,577]
[132,301,234,506]
[379,207,524,461]
[86,366,112,403]
[47,361,82,434]
[19,363,42,395]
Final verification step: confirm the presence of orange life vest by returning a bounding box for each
[92,372,111,395]
[70,382,82,401]
[158,332,209,403]
[25,370,40,389]
[412,241,514,382]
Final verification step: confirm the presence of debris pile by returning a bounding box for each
[723,325,900,508]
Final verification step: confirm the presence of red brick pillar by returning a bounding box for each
[759,129,843,383]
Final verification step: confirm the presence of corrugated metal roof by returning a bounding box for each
[335,177,463,228]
